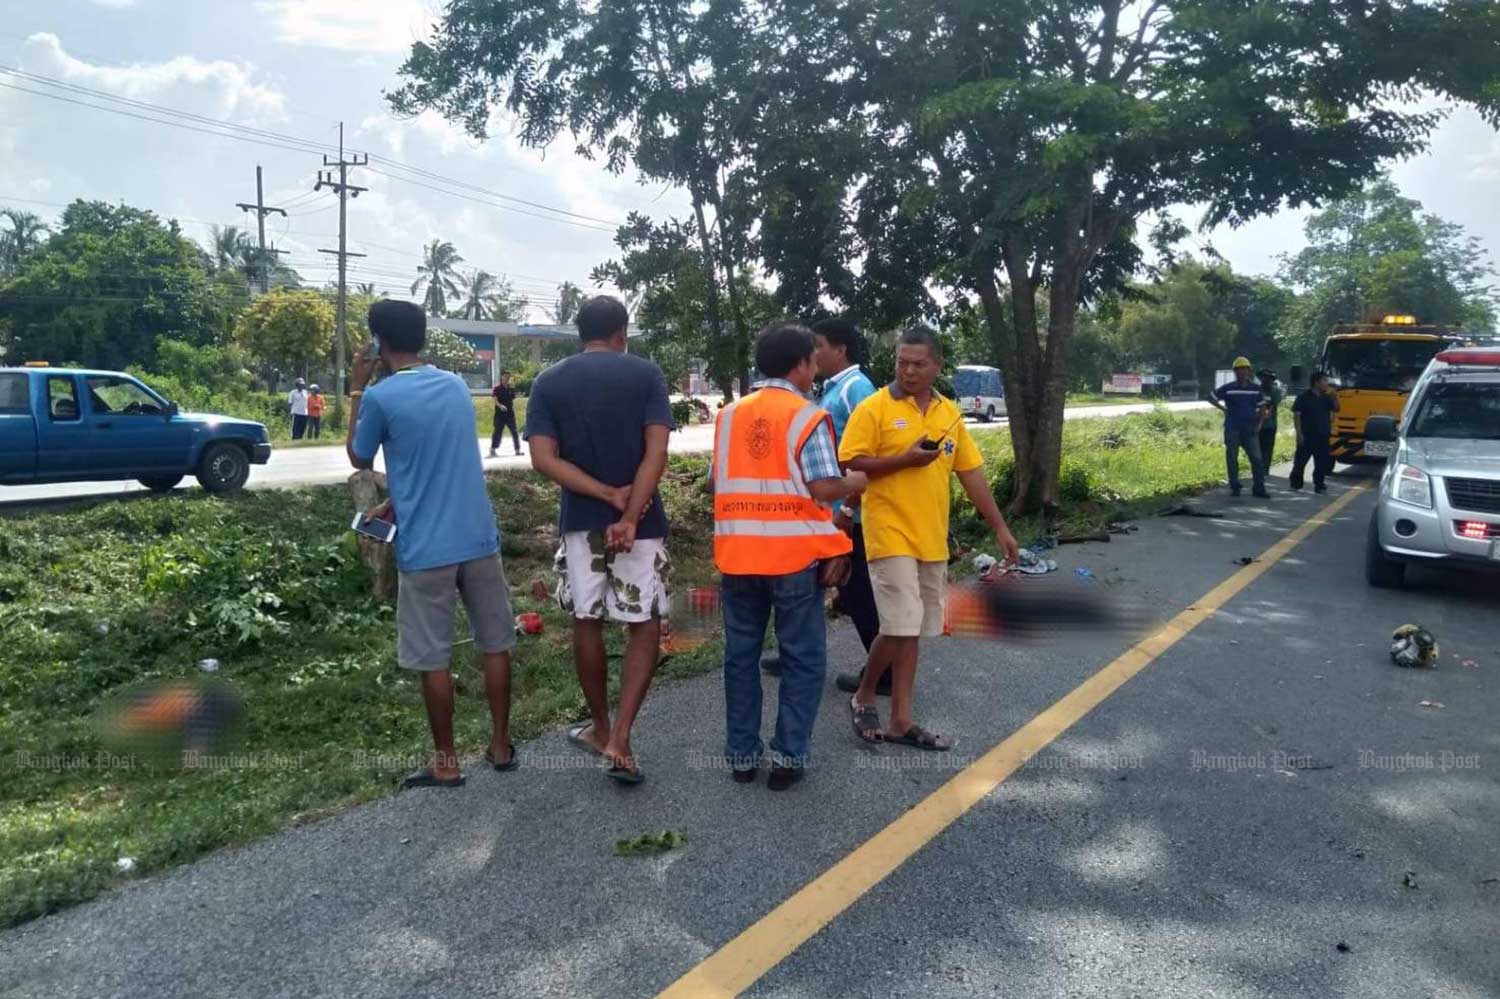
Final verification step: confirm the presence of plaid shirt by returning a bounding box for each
[757,380,842,483]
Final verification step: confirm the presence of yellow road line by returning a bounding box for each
[659,484,1369,998]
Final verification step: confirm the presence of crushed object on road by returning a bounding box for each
[1160,502,1225,518]
[1418,700,1444,709]
[1391,624,1440,668]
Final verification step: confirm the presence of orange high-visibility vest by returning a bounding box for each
[712,387,852,575]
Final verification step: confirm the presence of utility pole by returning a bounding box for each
[234,165,287,293]
[315,123,368,422]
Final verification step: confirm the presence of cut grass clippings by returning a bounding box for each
[0,405,1277,927]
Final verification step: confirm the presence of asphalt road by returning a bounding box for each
[0,399,1207,508]
[4,463,1497,998]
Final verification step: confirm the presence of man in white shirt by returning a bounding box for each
[287,378,310,440]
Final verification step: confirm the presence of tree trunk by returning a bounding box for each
[348,470,395,602]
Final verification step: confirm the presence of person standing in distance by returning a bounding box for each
[489,369,522,458]
[1289,370,1340,493]
[348,300,518,788]
[1206,357,1270,498]
[714,322,866,790]
[526,296,672,784]
[307,384,325,439]
[840,328,1020,750]
[1255,368,1285,481]
[288,378,309,440]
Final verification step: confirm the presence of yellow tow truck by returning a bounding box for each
[1319,315,1468,462]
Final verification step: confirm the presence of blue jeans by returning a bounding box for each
[1224,425,1265,493]
[721,566,826,770]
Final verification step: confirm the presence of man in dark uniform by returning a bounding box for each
[1289,370,1340,493]
[489,369,521,457]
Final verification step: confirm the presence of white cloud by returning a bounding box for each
[255,0,433,53]
[27,178,52,194]
[17,33,286,124]
[89,0,137,7]
[1465,132,1500,182]
[355,110,481,158]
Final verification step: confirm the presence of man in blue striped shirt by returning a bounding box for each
[813,319,888,697]
[1208,356,1271,498]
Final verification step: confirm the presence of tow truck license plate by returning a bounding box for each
[1364,440,1394,458]
[1491,539,1500,562]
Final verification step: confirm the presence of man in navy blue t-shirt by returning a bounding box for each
[1208,357,1270,498]
[526,296,673,784]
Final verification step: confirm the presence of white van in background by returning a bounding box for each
[954,365,1006,421]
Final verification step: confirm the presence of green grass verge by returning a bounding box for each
[0,456,713,928]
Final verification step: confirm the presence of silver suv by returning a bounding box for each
[1364,346,1500,587]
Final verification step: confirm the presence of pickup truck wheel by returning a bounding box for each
[984,405,996,423]
[1365,512,1406,588]
[196,443,251,495]
[138,475,183,494]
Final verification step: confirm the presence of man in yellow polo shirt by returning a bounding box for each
[839,328,1020,750]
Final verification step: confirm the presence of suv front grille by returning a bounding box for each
[1445,477,1500,514]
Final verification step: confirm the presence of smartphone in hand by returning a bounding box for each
[351,512,397,544]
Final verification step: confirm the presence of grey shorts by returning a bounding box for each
[397,554,518,670]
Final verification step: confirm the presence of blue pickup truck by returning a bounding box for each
[0,366,272,495]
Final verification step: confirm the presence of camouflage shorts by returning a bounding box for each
[554,531,671,624]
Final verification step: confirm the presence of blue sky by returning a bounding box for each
[2,0,1497,322]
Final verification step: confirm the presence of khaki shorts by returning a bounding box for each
[397,554,517,670]
[554,531,670,624]
[868,556,947,638]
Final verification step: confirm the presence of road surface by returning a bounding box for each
[0,400,1208,508]
[4,464,1498,998]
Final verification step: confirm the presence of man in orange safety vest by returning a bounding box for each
[713,322,868,791]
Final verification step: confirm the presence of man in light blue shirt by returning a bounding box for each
[813,319,885,696]
[348,300,517,789]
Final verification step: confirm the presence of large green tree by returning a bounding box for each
[0,200,229,369]
[389,0,774,393]
[1114,261,1237,388]
[757,0,1500,513]
[1275,176,1497,361]
[234,288,334,378]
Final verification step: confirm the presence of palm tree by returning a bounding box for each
[209,225,254,272]
[0,209,49,276]
[411,240,464,315]
[459,269,509,320]
[354,282,378,296]
[551,280,585,324]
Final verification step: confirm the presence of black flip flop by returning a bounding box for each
[887,725,952,752]
[849,697,884,744]
[484,744,519,772]
[605,757,645,785]
[400,768,465,789]
[567,723,603,757]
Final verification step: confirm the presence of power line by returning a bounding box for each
[0,65,627,231]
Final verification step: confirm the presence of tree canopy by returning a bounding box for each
[393,0,1500,513]
[0,200,229,369]
[1276,176,1497,360]
[234,288,334,378]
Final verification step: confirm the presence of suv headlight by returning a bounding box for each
[1392,464,1432,508]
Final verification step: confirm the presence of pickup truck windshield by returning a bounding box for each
[1408,381,1500,439]
[85,375,167,416]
